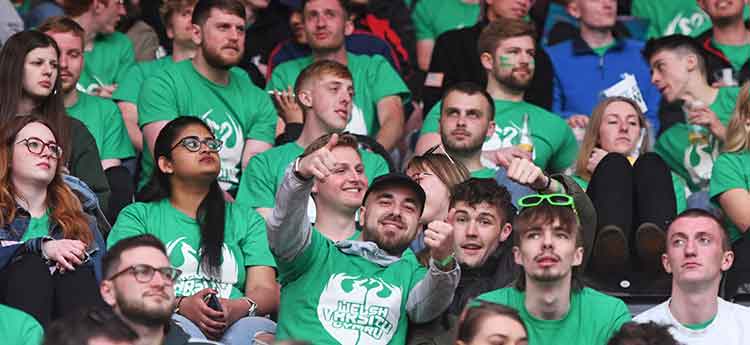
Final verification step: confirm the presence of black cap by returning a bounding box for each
[363,173,426,213]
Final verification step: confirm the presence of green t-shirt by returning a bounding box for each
[572,172,689,214]
[137,60,277,193]
[112,56,176,104]
[275,230,426,344]
[108,199,276,299]
[470,167,498,179]
[655,87,741,192]
[78,32,135,95]
[67,92,135,160]
[423,99,578,172]
[631,0,712,39]
[267,53,410,137]
[20,212,49,241]
[683,314,716,330]
[713,42,750,72]
[236,142,390,208]
[412,0,480,40]
[709,151,750,243]
[0,304,44,345]
[476,287,631,345]
[592,41,616,56]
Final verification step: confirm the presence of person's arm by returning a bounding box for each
[101,159,121,170]
[242,139,272,169]
[222,266,279,325]
[117,101,143,152]
[375,95,405,151]
[718,189,750,233]
[416,40,435,71]
[266,164,315,261]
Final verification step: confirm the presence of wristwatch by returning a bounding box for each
[241,296,258,317]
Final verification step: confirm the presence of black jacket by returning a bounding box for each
[421,21,554,115]
[696,21,750,86]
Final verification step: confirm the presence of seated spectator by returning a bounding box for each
[0,116,106,328]
[63,0,134,98]
[268,141,460,344]
[631,0,712,39]
[422,0,554,113]
[0,30,110,223]
[0,0,23,45]
[137,0,277,196]
[240,0,291,81]
[267,0,410,151]
[24,0,64,29]
[634,209,750,344]
[475,193,631,345]
[0,304,43,345]
[643,35,740,197]
[113,0,198,152]
[710,82,750,297]
[43,306,137,345]
[696,0,750,86]
[39,17,136,222]
[405,151,470,253]
[237,60,389,221]
[412,0,480,71]
[407,179,520,345]
[99,234,202,345]
[118,0,161,62]
[108,117,279,345]
[607,322,678,345]
[546,0,662,133]
[455,302,528,345]
[417,19,577,175]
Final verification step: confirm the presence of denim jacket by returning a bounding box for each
[0,175,107,281]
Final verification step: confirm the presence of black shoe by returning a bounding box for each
[636,222,666,273]
[592,225,629,275]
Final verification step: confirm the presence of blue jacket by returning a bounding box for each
[546,34,662,133]
[0,175,107,281]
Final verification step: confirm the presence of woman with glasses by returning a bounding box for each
[405,151,470,254]
[0,30,110,214]
[456,302,529,345]
[108,116,278,345]
[0,116,106,328]
[507,97,687,278]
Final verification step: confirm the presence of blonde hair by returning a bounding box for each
[723,82,750,153]
[575,97,650,181]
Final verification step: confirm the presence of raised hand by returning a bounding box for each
[507,157,548,190]
[425,209,455,262]
[297,133,339,180]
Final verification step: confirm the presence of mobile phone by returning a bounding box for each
[82,247,99,264]
[203,293,223,311]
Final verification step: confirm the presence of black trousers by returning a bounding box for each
[0,254,105,328]
[105,165,135,224]
[587,153,677,243]
[726,235,750,298]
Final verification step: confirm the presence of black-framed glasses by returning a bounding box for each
[16,137,63,159]
[518,193,575,211]
[108,264,182,284]
[424,144,456,166]
[170,136,223,153]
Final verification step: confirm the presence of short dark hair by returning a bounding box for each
[192,0,245,25]
[450,178,515,225]
[160,0,198,27]
[457,302,527,343]
[606,322,678,345]
[103,234,168,279]
[440,81,496,119]
[642,34,707,80]
[301,0,350,16]
[478,17,536,57]
[43,306,138,345]
[668,208,730,251]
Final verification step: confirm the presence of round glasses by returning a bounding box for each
[170,136,223,153]
[108,264,182,284]
[16,137,63,159]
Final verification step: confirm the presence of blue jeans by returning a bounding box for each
[172,313,276,345]
[495,167,535,208]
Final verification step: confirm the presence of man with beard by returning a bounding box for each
[266,133,460,344]
[475,193,631,345]
[100,234,193,345]
[266,0,409,151]
[695,0,750,86]
[137,0,276,196]
[546,0,661,133]
[407,178,519,345]
[417,18,577,175]
[63,0,133,98]
[40,16,136,221]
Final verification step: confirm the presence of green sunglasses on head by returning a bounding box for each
[518,193,575,210]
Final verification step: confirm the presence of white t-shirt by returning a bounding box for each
[634,297,750,345]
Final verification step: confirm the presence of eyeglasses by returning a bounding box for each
[518,193,575,210]
[16,137,63,159]
[424,144,456,166]
[108,264,182,284]
[170,136,223,153]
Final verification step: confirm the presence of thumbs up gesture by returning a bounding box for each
[297,133,339,180]
[425,209,456,263]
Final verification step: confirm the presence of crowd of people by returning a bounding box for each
[1,0,750,344]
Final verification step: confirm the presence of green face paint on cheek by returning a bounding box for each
[499,55,514,68]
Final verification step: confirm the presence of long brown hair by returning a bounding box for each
[723,82,750,153]
[0,116,92,244]
[575,96,651,181]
